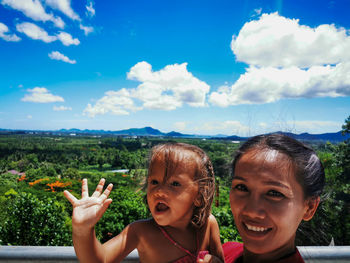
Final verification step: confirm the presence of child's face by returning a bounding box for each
[147,152,199,229]
[229,149,313,256]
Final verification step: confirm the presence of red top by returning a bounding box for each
[223,242,305,263]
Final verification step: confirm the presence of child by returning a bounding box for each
[64,142,224,263]
[222,134,325,263]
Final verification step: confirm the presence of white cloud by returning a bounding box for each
[210,13,350,107]
[1,0,65,28]
[231,12,350,68]
[57,31,79,46]
[79,24,93,35]
[53,105,72,111]
[27,115,32,119]
[0,22,21,41]
[84,62,211,117]
[45,0,80,21]
[16,22,56,42]
[85,1,95,17]
[127,61,210,109]
[21,87,64,103]
[48,51,76,64]
[83,89,141,117]
[210,63,350,106]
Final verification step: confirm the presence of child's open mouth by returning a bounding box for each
[156,202,169,212]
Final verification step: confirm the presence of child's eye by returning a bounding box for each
[170,181,181,187]
[150,179,158,185]
[234,184,248,192]
[267,190,285,198]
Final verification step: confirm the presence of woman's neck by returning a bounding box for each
[242,243,296,263]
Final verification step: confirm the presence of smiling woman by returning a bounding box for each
[223,134,325,263]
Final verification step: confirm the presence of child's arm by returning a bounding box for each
[208,214,224,262]
[64,178,138,263]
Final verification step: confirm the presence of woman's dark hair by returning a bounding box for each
[232,133,325,198]
[147,142,215,228]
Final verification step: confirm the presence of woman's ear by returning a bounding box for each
[303,196,320,221]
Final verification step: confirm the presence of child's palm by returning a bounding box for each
[64,178,113,229]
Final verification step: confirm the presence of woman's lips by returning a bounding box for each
[242,222,272,237]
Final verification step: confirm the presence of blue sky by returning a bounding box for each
[1,0,349,136]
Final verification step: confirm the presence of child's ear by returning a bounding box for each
[194,195,202,207]
[303,196,320,221]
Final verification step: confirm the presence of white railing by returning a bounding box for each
[0,246,350,262]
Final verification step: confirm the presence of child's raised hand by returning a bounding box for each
[64,178,113,232]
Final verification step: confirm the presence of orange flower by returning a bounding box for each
[46,180,72,192]
[29,178,49,186]
[122,174,128,177]
[17,175,27,182]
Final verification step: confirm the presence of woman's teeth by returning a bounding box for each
[245,223,269,232]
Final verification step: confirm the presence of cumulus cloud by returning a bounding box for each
[16,22,56,42]
[0,22,21,41]
[286,120,342,134]
[84,62,211,117]
[210,63,350,106]
[231,12,350,68]
[1,0,65,28]
[48,51,76,64]
[57,31,80,46]
[45,0,80,21]
[53,105,72,111]
[21,87,64,103]
[127,61,210,108]
[84,89,140,117]
[173,121,187,131]
[210,12,350,107]
[85,1,95,17]
[79,24,93,35]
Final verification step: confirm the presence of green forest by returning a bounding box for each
[0,116,349,246]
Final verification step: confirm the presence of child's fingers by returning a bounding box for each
[81,178,89,198]
[99,198,113,216]
[91,178,105,197]
[99,183,113,202]
[63,190,77,205]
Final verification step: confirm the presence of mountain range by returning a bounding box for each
[1,127,349,142]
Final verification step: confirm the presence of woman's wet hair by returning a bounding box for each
[147,142,215,228]
[232,133,325,198]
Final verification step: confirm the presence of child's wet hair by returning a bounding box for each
[232,134,325,198]
[147,142,215,228]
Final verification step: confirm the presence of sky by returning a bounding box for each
[1,0,350,136]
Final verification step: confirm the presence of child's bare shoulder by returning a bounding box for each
[128,218,157,235]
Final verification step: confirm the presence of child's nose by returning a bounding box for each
[242,195,266,220]
[154,184,168,196]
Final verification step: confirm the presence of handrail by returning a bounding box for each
[0,246,349,262]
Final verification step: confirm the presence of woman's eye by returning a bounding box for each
[150,179,158,185]
[234,184,248,192]
[171,181,181,187]
[267,190,285,198]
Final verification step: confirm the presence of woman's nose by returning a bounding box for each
[242,195,266,220]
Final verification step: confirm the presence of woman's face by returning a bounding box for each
[229,149,315,257]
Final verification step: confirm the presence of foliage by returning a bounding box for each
[95,187,150,243]
[0,192,71,246]
[0,133,349,246]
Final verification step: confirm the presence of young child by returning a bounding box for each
[64,142,224,263]
[222,134,325,263]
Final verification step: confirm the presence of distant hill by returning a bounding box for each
[1,127,349,142]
